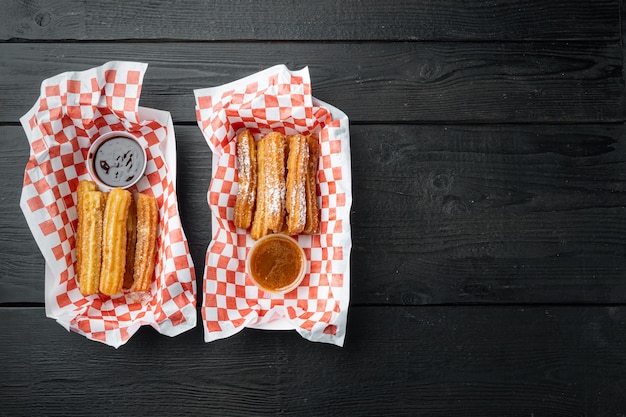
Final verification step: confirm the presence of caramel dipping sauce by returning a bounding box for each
[247,234,306,294]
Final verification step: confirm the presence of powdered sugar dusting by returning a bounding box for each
[264,134,286,231]
[288,180,306,223]
[286,135,308,234]
[237,134,255,205]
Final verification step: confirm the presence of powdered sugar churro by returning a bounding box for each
[234,130,257,229]
[250,132,286,239]
[285,134,309,235]
[241,131,322,239]
[303,134,320,235]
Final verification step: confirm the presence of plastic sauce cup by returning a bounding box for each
[87,131,147,191]
[246,234,306,294]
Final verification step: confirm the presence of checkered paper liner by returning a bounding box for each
[195,65,352,346]
[19,61,196,348]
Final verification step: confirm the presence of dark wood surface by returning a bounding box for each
[2,1,626,415]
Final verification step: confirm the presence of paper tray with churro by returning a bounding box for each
[195,65,352,346]
[20,62,196,348]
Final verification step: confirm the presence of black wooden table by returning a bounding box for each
[2,1,626,415]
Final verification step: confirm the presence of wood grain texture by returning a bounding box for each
[1,41,623,124]
[0,127,44,303]
[350,124,626,304]
[5,124,626,305]
[3,1,626,413]
[2,306,626,416]
[0,0,619,42]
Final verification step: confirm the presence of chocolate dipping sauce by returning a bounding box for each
[93,136,145,188]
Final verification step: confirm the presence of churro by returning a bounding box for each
[123,195,137,289]
[76,180,98,280]
[303,135,320,235]
[234,130,257,229]
[130,193,158,292]
[250,138,269,240]
[250,132,286,239]
[285,134,309,235]
[77,190,106,295]
[99,187,132,296]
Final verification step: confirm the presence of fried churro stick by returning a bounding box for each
[234,130,257,229]
[250,138,269,240]
[303,135,320,235]
[131,193,158,292]
[123,195,137,289]
[99,188,132,296]
[285,134,309,235]
[76,180,98,280]
[250,132,286,239]
[77,190,106,295]
[264,132,286,233]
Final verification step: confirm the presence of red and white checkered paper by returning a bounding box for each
[195,65,352,346]
[19,61,196,348]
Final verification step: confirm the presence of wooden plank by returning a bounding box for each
[1,306,626,416]
[621,0,626,96]
[0,0,619,41]
[1,41,623,124]
[0,127,44,303]
[4,124,626,305]
[350,124,626,304]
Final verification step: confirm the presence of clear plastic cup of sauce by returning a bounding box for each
[87,131,147,191]
[246,234,306,294]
